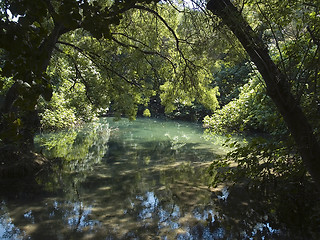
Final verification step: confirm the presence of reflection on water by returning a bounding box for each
[0,118,287,239]
[0,202,26,240]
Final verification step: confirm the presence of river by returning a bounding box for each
[0,117,302,239]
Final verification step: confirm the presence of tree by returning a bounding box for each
[0,0,221,152]
[207,0,320,186]
[0,0,157,150]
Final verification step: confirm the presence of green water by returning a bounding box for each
[0,118,282,239]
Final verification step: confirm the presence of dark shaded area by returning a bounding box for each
[210,182,320,239]
[0,148,62,203]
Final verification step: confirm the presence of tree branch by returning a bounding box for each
[256,3,287,77]
[57,41,142,88]
[110,33,177,72]
[132,5,191,66]
[133,4,201,87]
[73,62,94,105]
[307,26,320,47]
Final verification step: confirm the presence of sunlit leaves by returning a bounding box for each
[0,0,165,144]
[43,2,222,122]
[143,108,151,117]
[204,73,285,135]
[38,92,77,131]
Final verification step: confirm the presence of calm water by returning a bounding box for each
[0,118,290,239]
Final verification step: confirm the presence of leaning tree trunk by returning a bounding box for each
[207,0,320,187]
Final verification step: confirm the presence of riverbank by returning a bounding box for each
[0,145,57,179]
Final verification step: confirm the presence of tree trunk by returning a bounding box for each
[0,24,66,151]
[207,0,320,187]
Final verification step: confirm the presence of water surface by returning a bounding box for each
[0,118,225,239]
[0,118,283,239]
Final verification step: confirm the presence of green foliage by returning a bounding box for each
[204,0,320,188]
[35,121,111,193]
[36,121,110,164]
[207,136,320,237]
[0,0,164,145]
[242,0,320,134]
[167,102,212,121]
[211,61,252,106]
[41,3,221,123]
[203,1,320,235]
[160,76,219,115]
[0,68,13,94]
[204,0,320,185]
[1,0,227,147]
[208,137,303,188]
[143,108,151,117]
[204,74,286,134]
[38,92,77,131]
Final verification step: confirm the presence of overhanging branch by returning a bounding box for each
[56,40,141,87]
[110,33,177,72]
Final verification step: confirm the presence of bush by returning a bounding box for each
[38,92,77,131]
[204,74,286,135]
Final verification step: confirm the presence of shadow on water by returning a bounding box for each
[0,117,317,239]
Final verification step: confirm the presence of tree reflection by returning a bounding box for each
[0,201,26,240]
[1,118,314,239]
[34,121,111,193]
